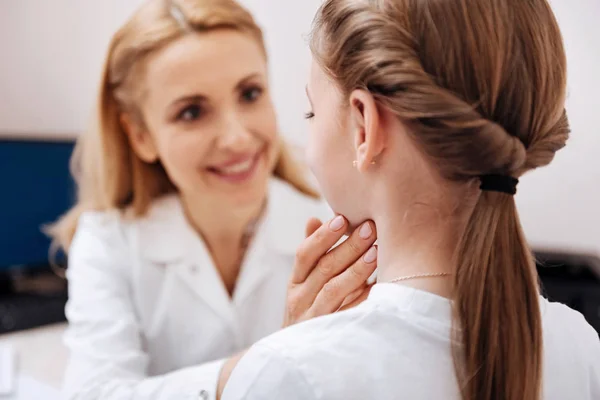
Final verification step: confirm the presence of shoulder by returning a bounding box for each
[542,298,599,344]
[223,343,317,400]
[70,194,183,264]
[263,304,376,354]
[71,209,129,255]
[541,297,600,372]
[224,305,379,400]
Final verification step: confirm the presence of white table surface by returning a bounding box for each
[0,323,67,390]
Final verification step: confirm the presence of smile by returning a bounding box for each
[207,151,263,184]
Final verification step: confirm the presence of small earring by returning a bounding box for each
[352,160,376,168]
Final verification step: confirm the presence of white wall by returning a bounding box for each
[1,0,598,256]
[517,0,600,257]
[0,0,143,139]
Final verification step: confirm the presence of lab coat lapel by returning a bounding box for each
[175,236,235,324]
[137,195,235,324]
[233,179,331,304]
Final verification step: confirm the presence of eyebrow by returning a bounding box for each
[169,94,208,111]
[236,73,262,91]
[168,72,264,109]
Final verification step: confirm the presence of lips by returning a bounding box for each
[207,151,262,183]
[214,157,255,175]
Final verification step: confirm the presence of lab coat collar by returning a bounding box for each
[138,178,324,264]
[136,178,327,319]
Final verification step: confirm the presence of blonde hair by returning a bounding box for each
[48,0,317,251]
[311,0,569,399]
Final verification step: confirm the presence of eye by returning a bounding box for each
[177,104,203,121]
[241,86,263,103]
[304,112,315,119]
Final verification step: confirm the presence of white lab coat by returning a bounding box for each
[62,178,330,400]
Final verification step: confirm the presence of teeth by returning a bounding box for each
[218,159,253,175]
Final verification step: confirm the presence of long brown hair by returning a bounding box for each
[47,0,318,252]
[310,0,569,399]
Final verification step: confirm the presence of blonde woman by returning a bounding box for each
[49,1,379,399]
[223,0,600,399]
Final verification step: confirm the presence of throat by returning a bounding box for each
[212,246,246,297]
[181,193,266,297]
[207,222,258,297]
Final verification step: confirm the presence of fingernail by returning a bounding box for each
[363,246,377,263]
[329,216,345,231]
[359,223,372,239]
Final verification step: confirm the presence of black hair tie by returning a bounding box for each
[479,174,519,195]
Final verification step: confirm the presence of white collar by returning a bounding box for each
[368,283,453,322]
[136,177,328,264]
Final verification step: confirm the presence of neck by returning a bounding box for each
[182,193,265,248]
[181,192,266,293]
[372,195,468,298]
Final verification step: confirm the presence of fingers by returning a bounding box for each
[305,218,322,238]
[302,220,376,296]
[339,283,374,311]
[291,215,349,283]
[310,246,378,317]
[339,282,370,309]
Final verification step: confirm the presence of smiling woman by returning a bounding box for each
[120,29,285,255]
[41,1,374,400]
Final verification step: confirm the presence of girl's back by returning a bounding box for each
[225,284,600,400]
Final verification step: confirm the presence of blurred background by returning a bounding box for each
[0,0,598,395]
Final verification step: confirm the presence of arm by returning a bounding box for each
[63,213,227,400]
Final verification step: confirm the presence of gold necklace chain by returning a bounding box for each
[389,272,453,283]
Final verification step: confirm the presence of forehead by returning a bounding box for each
[143,30,267,98]
[309,59,329,89]
[309,59,343,105]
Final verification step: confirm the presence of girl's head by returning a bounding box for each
[50,0,316,250]
[308,0,568,399]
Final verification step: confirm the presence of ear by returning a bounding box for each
[349,89,386,171]
[120,113,159,163]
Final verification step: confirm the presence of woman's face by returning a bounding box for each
[131,30,279,207]
[305,60,367,225]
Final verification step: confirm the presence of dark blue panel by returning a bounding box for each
[0,139,75,269]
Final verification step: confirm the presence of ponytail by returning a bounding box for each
[452,191,543,400]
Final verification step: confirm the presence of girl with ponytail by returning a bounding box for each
[222,0,600,399]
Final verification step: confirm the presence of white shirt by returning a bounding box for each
[223,283,600,400]
[62,178,330,400]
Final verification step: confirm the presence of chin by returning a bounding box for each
[325,198,364,233]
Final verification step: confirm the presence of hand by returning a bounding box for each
[283,215,377,327]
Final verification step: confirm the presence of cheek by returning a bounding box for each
[248,102,279,168]
[306,118,349,205]
[156,128,212,183]
[248,100,278,141]
[305,119,329,179]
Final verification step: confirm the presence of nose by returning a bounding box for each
[217,112,255,152]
